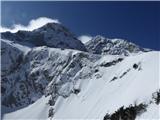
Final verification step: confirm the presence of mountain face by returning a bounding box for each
[1,39,99,114]
[1,23,87,51]
[1,22,159,120]
[85,35,150,56]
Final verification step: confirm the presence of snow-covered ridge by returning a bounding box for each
[1,23,151,56]
[1,23,87,52]
[85,35,151,56]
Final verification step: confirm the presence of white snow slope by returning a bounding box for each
[3,51,160,120]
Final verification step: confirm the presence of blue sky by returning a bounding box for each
[1,1,160,50]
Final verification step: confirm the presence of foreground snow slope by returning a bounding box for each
[3,51,159,120]
[3,96,50,119]
[54,51,159,119]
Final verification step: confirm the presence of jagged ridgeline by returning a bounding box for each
[85,35,150,56]
[1,23,87,51]
[1,22,150,56]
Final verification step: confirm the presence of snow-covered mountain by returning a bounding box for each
[1,38,99,115]
[1,22,159,120]
[85,35,150,56]
[1,23,87,51]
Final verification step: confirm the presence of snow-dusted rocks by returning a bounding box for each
[1,39,24,77]
[85,35,150,55]
[1,23,87,51]
[1,39,99,116]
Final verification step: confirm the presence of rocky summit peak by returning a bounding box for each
[1,23,87,51]
[85,35,150,56]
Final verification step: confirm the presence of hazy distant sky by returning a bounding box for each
[1,1,160,50]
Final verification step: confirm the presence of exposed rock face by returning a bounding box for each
[1,23,87,51]
[85,35,150,56]
[103,103,147,120]
[1,39,99,112]
[1,40,23,77]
